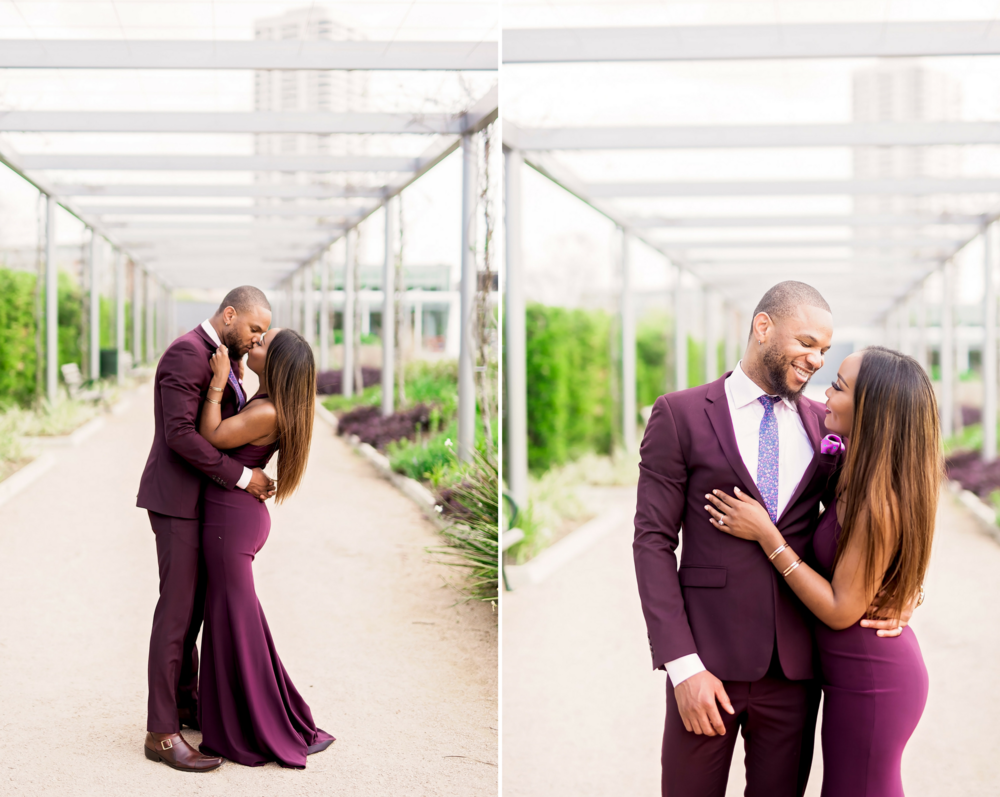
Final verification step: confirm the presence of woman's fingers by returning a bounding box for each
[706,492,733,510]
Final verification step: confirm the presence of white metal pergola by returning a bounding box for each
[0,37,497,461]
[503,21,1000,504]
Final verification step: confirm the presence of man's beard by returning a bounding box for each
[761,342,807,404]
[221,325,246,356]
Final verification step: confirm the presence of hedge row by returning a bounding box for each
[0,267,136,406]
[519,304,729,473]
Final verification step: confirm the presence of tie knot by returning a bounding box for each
[759,395,781,411]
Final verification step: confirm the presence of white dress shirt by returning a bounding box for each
[665,361,815,686]
[200,320,253,491]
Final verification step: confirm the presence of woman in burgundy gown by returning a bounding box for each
[703,346,938,796]
[197,327,334,768]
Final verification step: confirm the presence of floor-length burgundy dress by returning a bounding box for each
[812,506,928,796]
[198,395,334,768]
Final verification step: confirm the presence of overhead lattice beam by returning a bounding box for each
[0,40,498,71]
[55,184,389,199]
[19,154,417,172]
[628,214,984,228]
[77,204,370,218]
[513,122,1000,150]
[651,238,967,250]
[587,178,1000,198]
[502,22,1000,63]
[0,111,469,135]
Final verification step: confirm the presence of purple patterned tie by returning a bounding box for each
[757,396,781,524]
[227,363,245,411]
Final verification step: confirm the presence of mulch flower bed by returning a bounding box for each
[336,403,433,450]
[945,450,1000,500]
[316,368,381,395]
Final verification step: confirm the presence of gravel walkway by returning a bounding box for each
[502,490,1000,797]
[0,383,497,796]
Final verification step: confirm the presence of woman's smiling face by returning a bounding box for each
[246,327,281,377]
[823,351,863,437]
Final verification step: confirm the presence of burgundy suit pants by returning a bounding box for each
[146,510,206,733]
[662,663,820,797]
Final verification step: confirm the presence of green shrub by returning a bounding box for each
[0,269,38,406]
[386,420,460,482]
[523,304,615,473]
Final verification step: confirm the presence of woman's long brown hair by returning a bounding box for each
[263,329,315,502]
[835,345,941,620]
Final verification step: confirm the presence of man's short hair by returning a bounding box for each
[217,285,271,315]
[752,281,830,324]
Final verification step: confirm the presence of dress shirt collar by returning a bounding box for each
[729,360,799,413]
[201,319,222,347]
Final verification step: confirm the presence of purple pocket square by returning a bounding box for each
[820,434,845,455]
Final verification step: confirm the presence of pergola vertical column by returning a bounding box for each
[504,147,528,506]
[897,301,909,356]
[941,260,955,439]
[457,132,479,462]
[674,267,688,392]
[343,228,357,396]
[132,263,142,364]
[621,229,637,453]
[916,283,928,372]
[88,231,100,382]
[44,195,58,403]
[115,250,125,383]
[145,271,155,363]
[413,301,423,353]
[303,262,316,349]
[704,290,718,383]
[382,196,397,418]
[725,303,738,372]
[984,224,997,462]
[319,250,330,372]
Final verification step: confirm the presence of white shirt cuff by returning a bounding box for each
[236,467,253,491]
[664,653,706,686]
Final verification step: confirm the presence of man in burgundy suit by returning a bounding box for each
[136,285,274,772]
[634,282,906,796]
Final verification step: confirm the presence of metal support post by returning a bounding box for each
[704,290,718,383]
[145,271,155,363]
[941,261,955,438]
[674,267,688,391]
[621,230,637,453]
[115,250,125,383]
[319,250,330,372]
[88,231,100,381]
[457,132,479,461]
[725,302,738,372]
[382,197,396,417]
[984,224,997,461]
[303,262,315,347]
[504,147,528,505]
[45,195,58,403]
[132,263,142,364]
[916,283,928,372]
[343,228,356,396]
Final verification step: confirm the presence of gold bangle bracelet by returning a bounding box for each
[208,385,224,392]
[782,558,803,578]
[768,543,789,561]
[205,398,221,405]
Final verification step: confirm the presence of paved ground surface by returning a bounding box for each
[502,489,1000,797]
[0,383,497,796]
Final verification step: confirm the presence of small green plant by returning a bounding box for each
[21,398,100,437]
[321,384,381,414]
[0,407,29,482]
[429,447,498,602]
[943,422,983,456]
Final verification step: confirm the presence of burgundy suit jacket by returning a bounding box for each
[633,372,837,683]
[136,325,246,520]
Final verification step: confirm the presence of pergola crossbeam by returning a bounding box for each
[20,154,418,172]
[503,22,1000,63]
[588,178,1000,198]
[513,122,1000,150]
[0,111,469,135]
[0,40,498,71]
[628,214,984,228]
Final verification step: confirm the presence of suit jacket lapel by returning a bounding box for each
[779,400,823,522]
[704,375,768,508]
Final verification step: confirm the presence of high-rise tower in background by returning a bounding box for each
[253,7,369,211]
[852,60,962,240]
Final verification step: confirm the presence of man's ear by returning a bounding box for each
[222,306,237,326]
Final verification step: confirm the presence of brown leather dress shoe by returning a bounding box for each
[144,732,222,772]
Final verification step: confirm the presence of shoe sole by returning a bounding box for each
[144,744,222,772]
